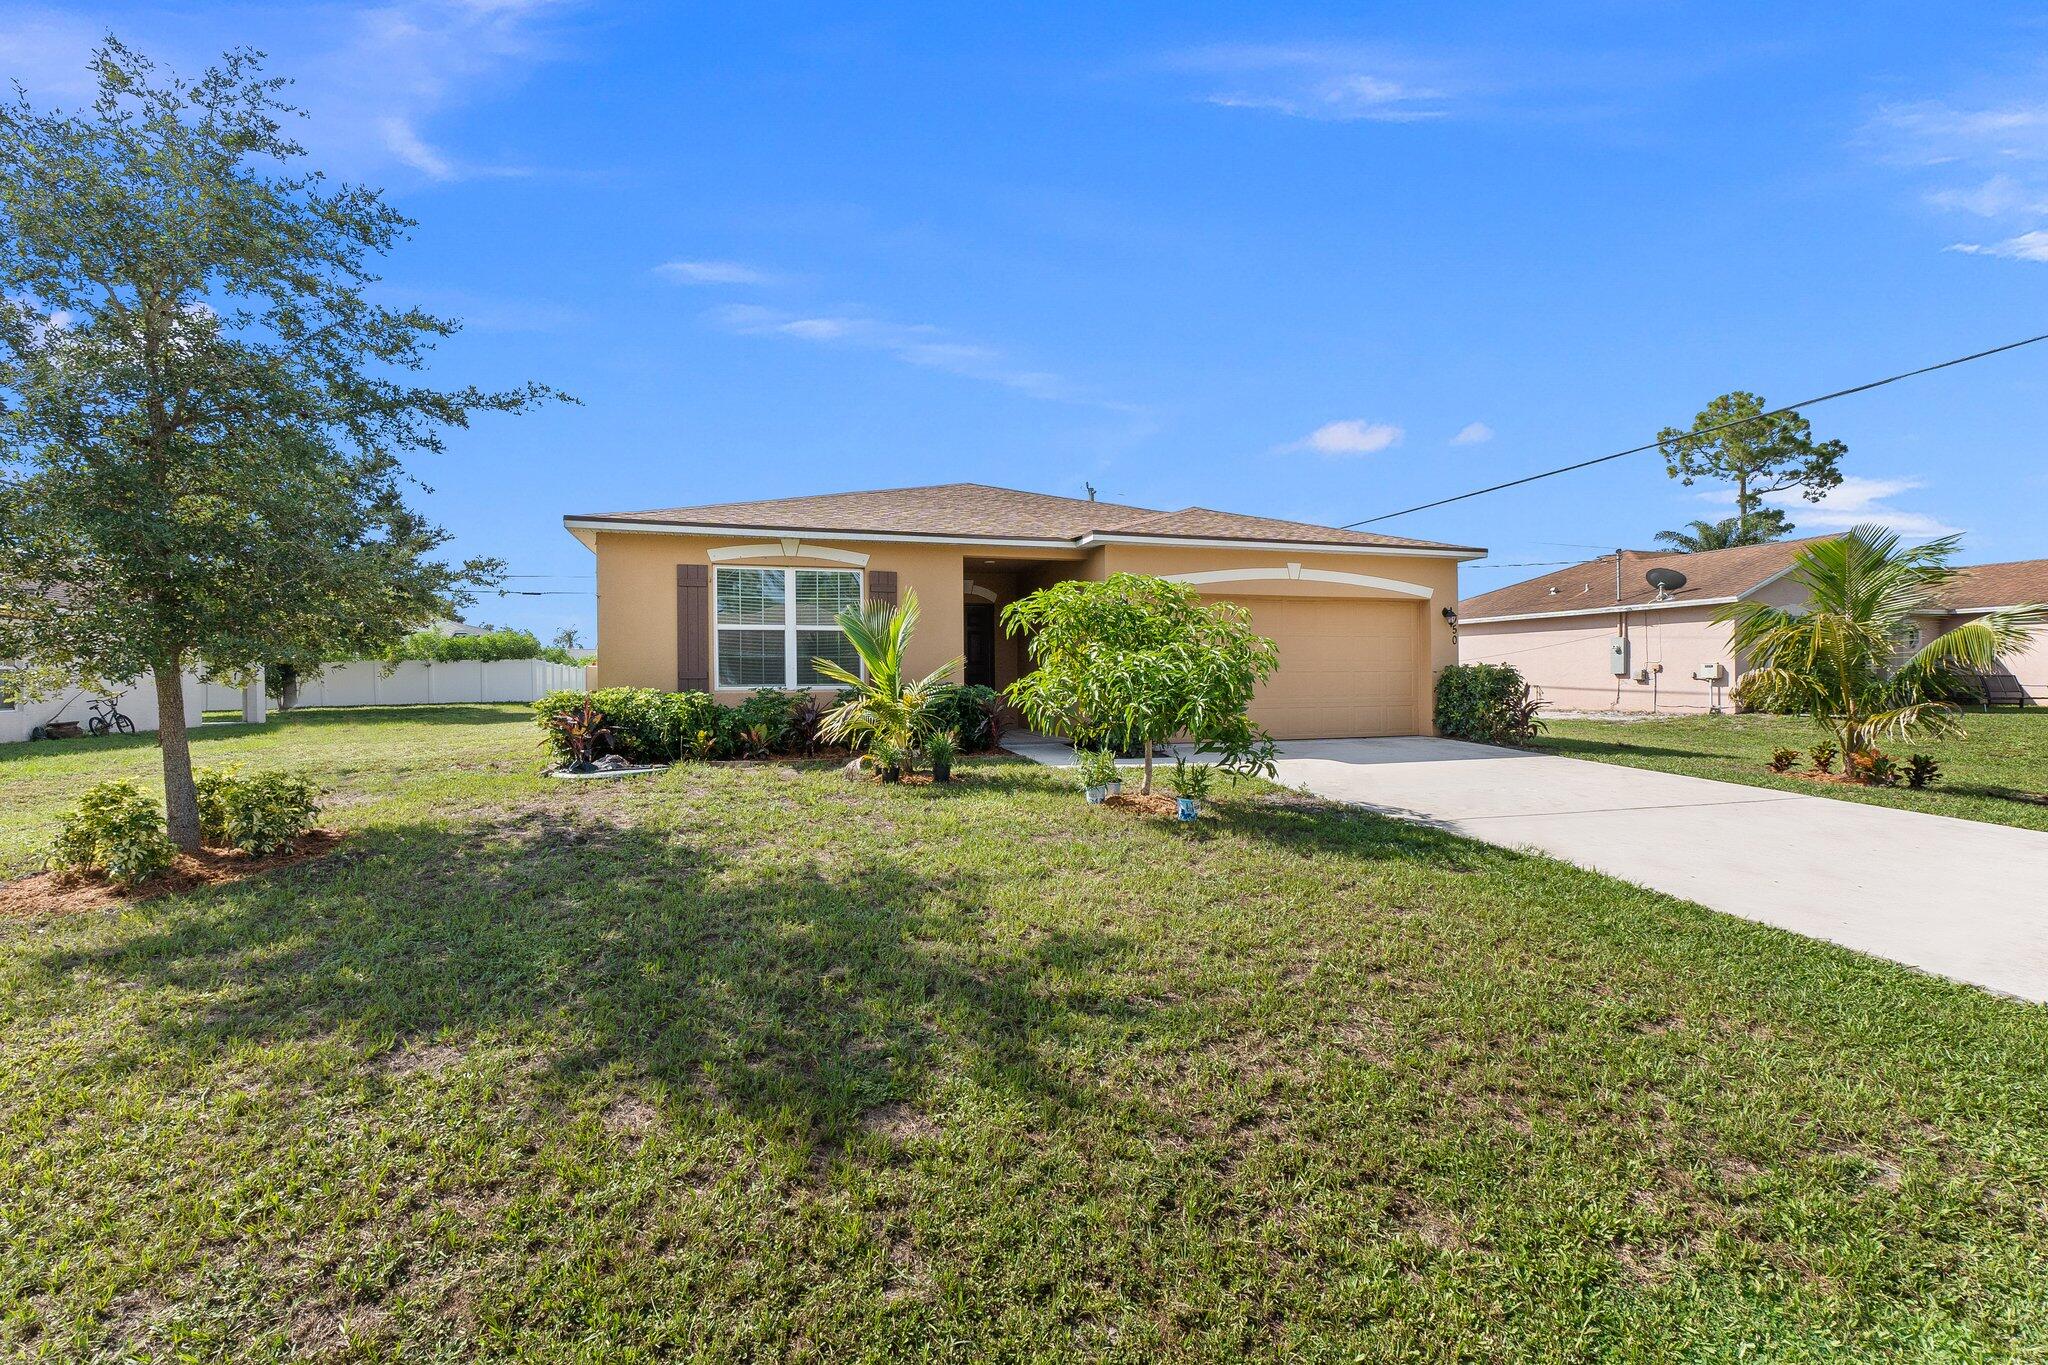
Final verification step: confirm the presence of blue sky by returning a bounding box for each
[7,2,2048,641]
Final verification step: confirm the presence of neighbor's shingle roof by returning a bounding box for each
[571,483,1477,553]
[1935,559,2048,611]
[1458,536,1838,619]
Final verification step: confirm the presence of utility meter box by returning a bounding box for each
[1692,662,1725,683]
[1608,636,1629,676]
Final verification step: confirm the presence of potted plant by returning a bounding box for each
[1077,747,1118,803]
[927,730,957,783]
[871,738,906,783]
[1169,757,1212,821]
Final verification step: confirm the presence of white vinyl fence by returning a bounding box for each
[1,670,205,744]
[201,659,588,711]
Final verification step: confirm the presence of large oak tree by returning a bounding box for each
[0,39,562,848]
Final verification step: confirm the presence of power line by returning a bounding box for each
[1345,331,2048,527]
[1467,558,1584,569]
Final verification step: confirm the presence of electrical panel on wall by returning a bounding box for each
[1608,636,1629,677]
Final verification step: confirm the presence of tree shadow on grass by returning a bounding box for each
[34,807,1138,1147]
[1212,787,1504,869]
[1532,736,1745,763]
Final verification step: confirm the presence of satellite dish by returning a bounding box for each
[1645,567,1688,597]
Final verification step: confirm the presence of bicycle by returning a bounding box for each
[85,695,136,737]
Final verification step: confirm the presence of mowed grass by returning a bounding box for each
[1534,707,2048,834]
[4,707,2048,1360]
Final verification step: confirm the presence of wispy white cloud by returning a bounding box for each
[1946,230,2048,261]
[706,303,1130,410]
[1868,91,2048,262]
[1166,43,1453,122]
[1926,173,2048,218]
[0,8,104,100]
[0,2,578,182]
[656,260,781,286]
[1450,421,1494,445]
[1705,475,1962,537]
[1278,418,1404,457]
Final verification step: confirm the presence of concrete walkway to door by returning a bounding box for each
[1006,733,2048,1002]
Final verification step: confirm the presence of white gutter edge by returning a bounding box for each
[1459,596,1741,625]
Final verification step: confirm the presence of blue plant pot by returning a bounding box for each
[1176,797,1198,821]
[1085,785,1108,804]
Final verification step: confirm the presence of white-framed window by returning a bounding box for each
[714,566,864,689]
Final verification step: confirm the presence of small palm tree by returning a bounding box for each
[1719,525,2044,759]
[812,589,963,761]
[1653,511,1791,552]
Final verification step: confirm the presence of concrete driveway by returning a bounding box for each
[1007,734,2048,1002]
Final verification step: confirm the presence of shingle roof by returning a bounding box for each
[1458,536,1837,619]
[1935,559,2048,611]
[570,483,1477,553]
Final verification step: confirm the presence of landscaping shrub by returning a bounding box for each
[535,688,720,763]
[1810,742,1838,774]
[923,683,1003,751]
[195,765,321,854]
[1849,750,1903,788]
[1768,747,1800,773]
[1434,663,1546,745]
[1906,754,1941,790]
[48,780,176,887]
[386,627,579,666]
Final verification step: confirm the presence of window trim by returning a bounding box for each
[713,565,865,690]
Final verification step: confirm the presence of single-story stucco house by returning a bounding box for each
[1457,539,2048,713]
[565,483,1483,739]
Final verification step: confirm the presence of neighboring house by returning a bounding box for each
[564,483,1483,740]
[1457,540,2048,713]
[1922,559,2048,704]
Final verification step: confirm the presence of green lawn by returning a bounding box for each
[5,706,2048,1360]
[1533,707,2048,834]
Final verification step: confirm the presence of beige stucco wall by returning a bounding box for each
[590,530,1086,701]
[1096,542,1459,737]
[1459,605,1739,714]
[1923,612,2048,703]
[587,527,1465,736]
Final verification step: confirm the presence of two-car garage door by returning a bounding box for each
[1205,595,1422,740]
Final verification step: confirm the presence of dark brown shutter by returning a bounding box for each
[676,563,710,692]
[867,569,898,608]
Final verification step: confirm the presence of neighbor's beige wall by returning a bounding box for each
[1459,606,1740,714]
[1097,542,1462,735]
[591,530,1085,699]
[1924,612,2048,703]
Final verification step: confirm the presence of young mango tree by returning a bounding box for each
[1720,525,2044,761]
[1002,573,1280,793]
[0,40,561,849]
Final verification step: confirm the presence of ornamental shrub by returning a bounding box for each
[386,627,579,666]
[534,688,722,763]
[922,683,1003,751]
[196,764,321,854]
[48,780,177,887]
[1433,663,1546,745]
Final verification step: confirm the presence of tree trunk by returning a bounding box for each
[1141,739,1154,795]
[154,661,201,852]
[280,673,298,711]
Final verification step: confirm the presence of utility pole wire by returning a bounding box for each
[1344,331,2048,527]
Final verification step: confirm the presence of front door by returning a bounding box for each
[963,603,997,687]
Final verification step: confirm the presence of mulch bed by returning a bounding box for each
[0,829,348,920]
[1101,791,1183,817]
